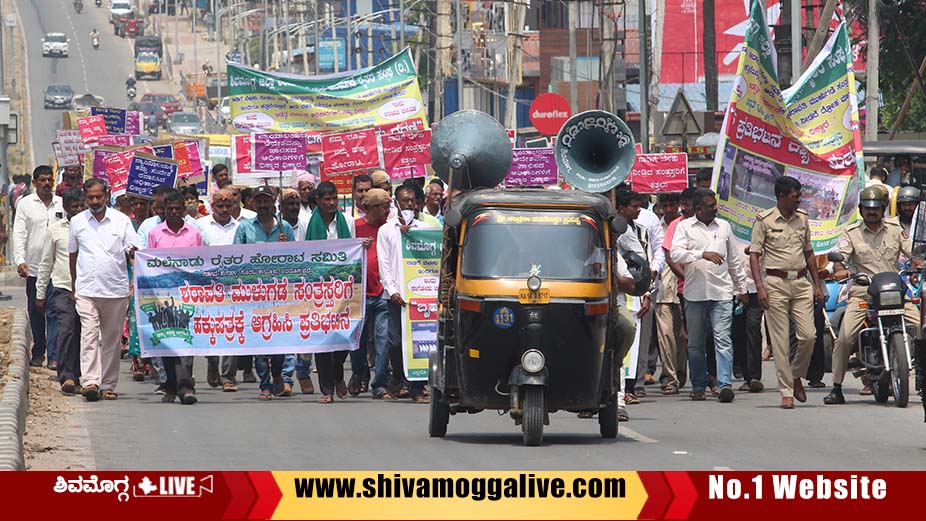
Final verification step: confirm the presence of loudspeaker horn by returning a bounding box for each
[554,110,636,193]
[430,110,513,190]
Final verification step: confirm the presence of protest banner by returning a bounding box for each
[321,129,380,174]
[252,132,309,171]
[125,111,142,135]
[98,134,133,147]
[151,142,175,158]
[306,132,323,154]
[77,115,108,144]
[90,107,128,134]
[87,146,121,180]
[232,134,255,177]
[504,148,558,186]
[399,229,442,380]
[173,139,206,184]
[227,49,427,134]
[127,153,179,198]
[53,129,88,166]
[629,153,689,193]
[104,148,138,196]
[381,129,431,171]
[713,1,863,252]
[133,240,366,356]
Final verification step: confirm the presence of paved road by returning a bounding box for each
[19,0,176,165]
[14,3,926,472]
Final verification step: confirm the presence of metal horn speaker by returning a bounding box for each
[554,110,636,193]
[430,110,513,190]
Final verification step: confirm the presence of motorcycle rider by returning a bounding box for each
[89,28,99,48]
[126,75,137,90]
[896,186,919,235]
[826,186,922,404]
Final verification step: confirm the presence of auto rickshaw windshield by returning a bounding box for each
[460,209,607,280]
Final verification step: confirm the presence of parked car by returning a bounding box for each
[141,92,182,115]
[44,84,74,109]
[217,97,230,126]
[109,1,133,23]
[42,32,69,57]
[168,112,204,135]
[72,93,105,110]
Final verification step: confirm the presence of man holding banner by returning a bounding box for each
[233,185,295,401]
[148,190,205,405]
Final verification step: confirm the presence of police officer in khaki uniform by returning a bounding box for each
[749,176,823,409]
[825,186,921,404]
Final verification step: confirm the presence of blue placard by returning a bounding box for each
[152,144,174,159]
[127,155,178,198]
[90,107,128,134]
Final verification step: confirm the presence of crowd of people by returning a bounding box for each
[10,162,922,419]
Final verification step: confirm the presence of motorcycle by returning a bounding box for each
[126,85,137,101]
[144,115,159,136]
[828,251,915,407]
[91,35,99,50]
[74,1,83,14]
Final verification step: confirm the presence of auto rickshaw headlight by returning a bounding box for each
[527,275,542,292]
[521,349,545,373]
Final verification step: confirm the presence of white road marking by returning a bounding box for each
[673,450,688,455]
[621,427,658,443]
[59,0,90,92]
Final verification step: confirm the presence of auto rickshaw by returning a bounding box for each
[428,110,639,446]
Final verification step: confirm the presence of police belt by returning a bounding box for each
[765,268,807,280]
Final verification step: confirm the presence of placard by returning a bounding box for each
[98,134,133,147]
[381,130,431,171]
[127,153,180,198]
[505,148,558,186]
[252,132,309,171]
[173,140,206,184]
[90,107,128,134]
[321,129,380,174]
[77,115,108,145]
[630,153,689,193]
[53,129,88,166]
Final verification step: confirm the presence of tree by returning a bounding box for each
[845,0,926,133]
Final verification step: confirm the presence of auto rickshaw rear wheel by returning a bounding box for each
[598,397,617,438]
[521,386,544,446]
[428,386,450,437]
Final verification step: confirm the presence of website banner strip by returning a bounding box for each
[11,471,926,519]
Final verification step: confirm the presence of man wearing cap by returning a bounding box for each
[749,176,822,409]
[306,182,354,403]
[826,186,921,405]
[233,185,295,401]
[351,188,393,398]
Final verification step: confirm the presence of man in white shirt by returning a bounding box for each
[36,187,85,394]
[670,188,748,403]
[13,165,63,368]
[68,179,140,402]
[196,188,242,392]
[377,184,435,403]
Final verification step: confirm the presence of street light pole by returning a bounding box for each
[454,0,463,110]
[284,0,291,73]
[313,0,320,74]
[346,2,353,70]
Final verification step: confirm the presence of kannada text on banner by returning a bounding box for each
[133,240,366,357]
[400,228,442,381]
[227,49,427,134]
[712,1,863,252]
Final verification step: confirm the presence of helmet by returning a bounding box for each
[623,251,652,297]
[896,186,920,204]
[859,186,888,208]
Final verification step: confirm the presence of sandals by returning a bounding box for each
[101,390,118,400]
[577,411,597,418]
[624,393,640,405]
[689,391,706,401]
[372,392,394,400]
[318,394,334,404]
[661,385,679,395]
[82,384,100,402]
[359,380,369,394]
[223,382,238,392]
[617,406,629,422]
[335,381,349,399]
[258,390,272,401]
[412,395,429,404]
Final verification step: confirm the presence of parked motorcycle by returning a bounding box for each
[828,251,915,407]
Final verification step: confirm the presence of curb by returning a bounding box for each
[0,309,31,470]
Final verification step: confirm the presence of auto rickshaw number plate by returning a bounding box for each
[519,289,550,304]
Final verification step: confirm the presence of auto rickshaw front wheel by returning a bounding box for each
[428,386,450,437]
[598,397,618,438]
[521,386,545,446]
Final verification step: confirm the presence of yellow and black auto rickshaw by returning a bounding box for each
[428,110,638,446]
